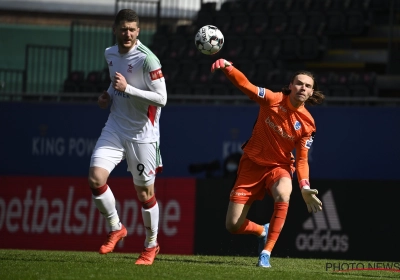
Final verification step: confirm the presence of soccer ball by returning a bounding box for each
[194,25,224,55]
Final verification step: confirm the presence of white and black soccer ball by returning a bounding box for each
[194,25,224,55]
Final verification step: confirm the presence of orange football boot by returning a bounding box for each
[135,244,160,265]
[99,224,127,254]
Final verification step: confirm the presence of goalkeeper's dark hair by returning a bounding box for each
[114,9,140,27]
[282,70,325,105]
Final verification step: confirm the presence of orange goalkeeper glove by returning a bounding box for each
[300,179,323,213]
[211,59,233,73]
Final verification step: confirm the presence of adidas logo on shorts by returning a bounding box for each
[296,190,349,252]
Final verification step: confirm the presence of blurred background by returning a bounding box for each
[0,0,399,262]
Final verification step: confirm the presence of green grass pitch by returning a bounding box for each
[0,249,398,280]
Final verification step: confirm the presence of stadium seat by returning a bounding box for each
[264,12,287,36]
[149,34,169,60]
[265,0,293,12]
[315,71,331,96]
[198,2,217,16]
[267,69,288,92]
[210,68,230,85]
[179,60,198,84]
[286,11,307,36]
[306,0,330,11]
[192,83,209,95]
[220,1,244,14]
[344,10,366,36]
[290,0,309,10]
[195,60,215,83]
[279,35,298,60]
[176,25,195,37]
[195,13,215,31]
[166,34,188,59]
[254,68,286,91]
[235,59,256,81]
[172,83,191,95]
[262,35,281,60]
[326,0,347,10]
[210,84,230,96]
[328,85,351,96]
[347,0,371,10]
[296,36,323,60]
[327,72,351,96]
[98,67,111,92]
[241,36,264,60]
[229,12,250,35]
[244,0,268,13]
[369,0,391,11]
[248,12,269,36]
[80,71,102,93]
[253,59,275,84]
[220,35,244,59]
[347,71,377,96]
[161,59,180,84]
[325,11,346,35]
[150,24,173,59]
[305,11,326,36]
[187,38,206,61]
[63,71,84,93]
[213,11,231,34]
[255,59,275,72]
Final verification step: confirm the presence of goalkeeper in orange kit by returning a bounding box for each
[211,59,325,268]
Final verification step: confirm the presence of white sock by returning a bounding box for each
[92,186,121,231]
[142,202,159,248]
[261,250,271,256]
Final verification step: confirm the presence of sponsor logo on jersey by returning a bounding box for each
[113,89,130,98]
[294,120,301,130]
[305,132,315,149]
[150,68,164,81]
[279,105,287,112]
[257,87,265,98]
[127,64,133,73]
[265,116,295,141]
[296,190,349,252]
[230,190,246,197]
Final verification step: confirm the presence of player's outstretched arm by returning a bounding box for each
[211,58,269,103]
[300,179,323,213]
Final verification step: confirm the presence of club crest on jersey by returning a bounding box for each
[108,60,113,66]
[294,121,301,130]
[127,64,133,73]
[257,87,265,98]
[150,68,164,81]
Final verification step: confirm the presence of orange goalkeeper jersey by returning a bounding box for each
[225,67,316,183]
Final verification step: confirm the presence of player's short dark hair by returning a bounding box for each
[114,9,140,27]
[282,70,325,105]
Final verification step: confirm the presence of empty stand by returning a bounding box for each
[63,71,84,93]
[52,0,390,101]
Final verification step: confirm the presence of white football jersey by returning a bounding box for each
[103,40,166,143]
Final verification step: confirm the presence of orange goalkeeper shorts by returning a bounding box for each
[229,153,293,204]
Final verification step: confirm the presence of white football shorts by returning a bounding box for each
[90,129,163,186]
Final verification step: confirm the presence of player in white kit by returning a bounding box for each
[88,9,167,265]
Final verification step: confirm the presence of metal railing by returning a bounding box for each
[23,45,70,94]
[0,69,24,96]
[69,21,113,75]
